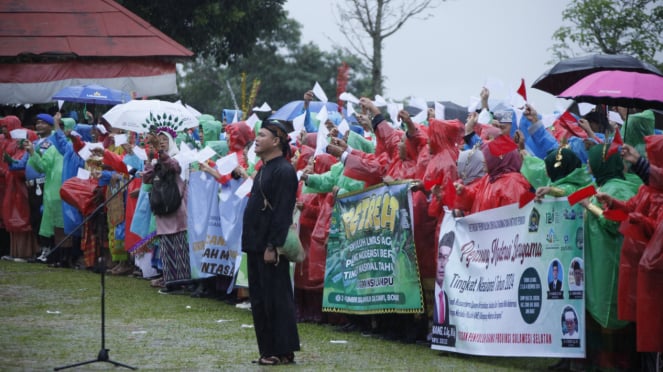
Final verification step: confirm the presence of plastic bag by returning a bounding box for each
[278,226,306,263]
[60,177,100,216]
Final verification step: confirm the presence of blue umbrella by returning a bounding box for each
[52,84,132,105]
[269,100,344,122]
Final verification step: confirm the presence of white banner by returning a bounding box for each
[431,199,585,358]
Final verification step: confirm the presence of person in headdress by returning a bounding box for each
[142,125,191,292]
[242,120,300,365]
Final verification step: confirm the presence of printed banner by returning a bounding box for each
[322,181,424,314]
[431,199,585,358]
[187,171,219,279]
[187,172,247,279]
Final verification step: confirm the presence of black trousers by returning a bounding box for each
[247,251,300,357]
[26,183,47,246]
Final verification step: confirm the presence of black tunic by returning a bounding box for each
[241,155,300,357]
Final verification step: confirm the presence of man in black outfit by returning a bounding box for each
[242,120,300,366]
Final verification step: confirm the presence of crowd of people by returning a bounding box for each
[0,86,661,370]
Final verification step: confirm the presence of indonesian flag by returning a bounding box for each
[567,185,597,206]
[517,78,527,102]
[606,129,624,159]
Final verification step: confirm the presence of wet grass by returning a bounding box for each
[0,261,555,370]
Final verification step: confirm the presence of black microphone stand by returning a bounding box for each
[54,172,138,371]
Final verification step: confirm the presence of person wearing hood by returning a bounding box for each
[225,121,256,169]
[199,116,223,144]
[339,98,402,187]
[534,147,592,202]
[49,116,86,267]
[142,129,191,292]
[1,115,39,261]
[8,113,50,261]
[383,110,427,181]
[451,145,486,215]
[596,135,663,355]
[456,131,532,214]
[622,109,655,158]
[578,144,641,371]
[295,152,338,323]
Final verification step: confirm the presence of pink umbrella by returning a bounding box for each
[558,70,663,110]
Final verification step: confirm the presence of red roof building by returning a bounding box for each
[0,0,194,103]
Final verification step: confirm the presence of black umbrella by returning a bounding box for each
[532,53,663,96]
[404,101,468,122]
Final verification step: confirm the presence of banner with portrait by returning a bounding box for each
[322,181,424,314]
[431,199,585,358]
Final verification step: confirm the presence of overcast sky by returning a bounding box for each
[284,0,574,114]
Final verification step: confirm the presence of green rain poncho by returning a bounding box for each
[205,140,229,159]
[303,161,365,196]
[28,139,64,237]
[200,117,222,143]
[584,145,641,328]
[544,148,592,195]
[301,130,373,196]
[347,130,375,154]
[520,155,550,190]
[623,109,655,158]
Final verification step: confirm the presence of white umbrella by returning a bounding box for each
[102,99,199,133]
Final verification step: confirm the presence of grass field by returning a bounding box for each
[0,260,556,371]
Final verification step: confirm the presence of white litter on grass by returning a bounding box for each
[330,340,348,344]
[131,331,147,335]
[241,324,254,328]
[186,305,191,309]
[216,319,233,323]
[46,310,61,314]
[235,301,251,310]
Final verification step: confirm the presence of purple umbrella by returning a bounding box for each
[557,70,663,110]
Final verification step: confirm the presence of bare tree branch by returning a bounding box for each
[334,0,442,95]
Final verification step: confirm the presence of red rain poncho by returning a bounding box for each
[635,135,663,351]
[464,137,531,214]
[0,116,36,232]
[344,119,401,186]
[225,122,256,169]
[296,153,337,290]
[387,126,428,180]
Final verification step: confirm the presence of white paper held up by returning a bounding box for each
[234,178,253,198]
[196,146,218,164]
[76,168,91,180]
[113,134,127,146]
[216,152,239,174]
[312,81,329,103]
[339,92,359,104]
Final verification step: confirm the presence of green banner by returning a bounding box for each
[322,181,424,314]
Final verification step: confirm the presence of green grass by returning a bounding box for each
[0,261,555,371]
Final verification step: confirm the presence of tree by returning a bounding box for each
[117,0,287,64]
[334,0,440,96]
[177,18,371,116]
[551,0,663,69]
